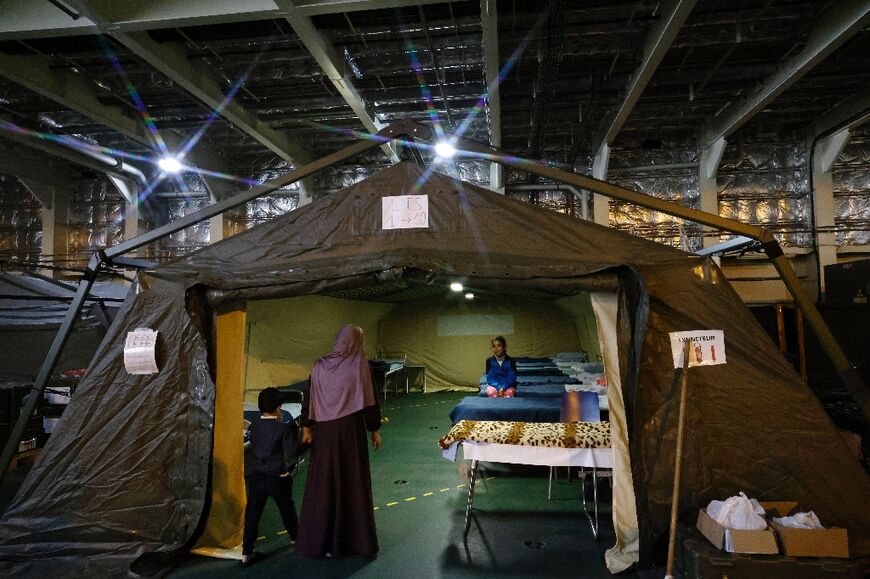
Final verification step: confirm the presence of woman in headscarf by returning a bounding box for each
[297,324,382,558]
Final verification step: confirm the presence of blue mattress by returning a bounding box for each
[477,384,567,398]
[449,392,601,424]
[516,375,575,384]
[516,368,567,376]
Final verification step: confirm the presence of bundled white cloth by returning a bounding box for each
[564,382,606,393]
[706,492,767,531]
[773,511,823,529]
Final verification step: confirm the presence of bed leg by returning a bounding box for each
[463,459,479,539]
[592,466,600,539]
[579,467,600,539]
[548,466,553,500]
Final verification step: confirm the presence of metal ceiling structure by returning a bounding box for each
[0,0,867,264]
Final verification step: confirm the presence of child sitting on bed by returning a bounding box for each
[485,336,517,398]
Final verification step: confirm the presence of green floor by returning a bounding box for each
[171,391,632,578]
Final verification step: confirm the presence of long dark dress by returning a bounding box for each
[297,393,381,558]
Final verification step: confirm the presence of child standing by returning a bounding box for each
[241,387,299,566]
[485,336,517,397]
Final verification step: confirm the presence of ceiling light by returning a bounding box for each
[464,292,475,300]
[158,156,182,173]
[434,141,456,158]
[450,282,463,292]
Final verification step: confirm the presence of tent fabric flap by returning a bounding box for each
[0,276,214,576]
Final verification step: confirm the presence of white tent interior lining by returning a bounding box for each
[242,291,603,399]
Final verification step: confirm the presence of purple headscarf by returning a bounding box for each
[309,324,375,422]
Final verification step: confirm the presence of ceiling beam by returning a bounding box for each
[480,0,501,149]
[0,146,73,208]
[65,1,314,192]
[809,92,870,140]
[480,0,503,191]
[0,50,235,198]
[0,0,459,41]
[703,0,870,145]
[0,0,281,41]
[276,0,398,161]
[592,0,696,154]
[0,115,144,185]
[288,0,465,16]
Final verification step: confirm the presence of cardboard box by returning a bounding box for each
[767,505,850,558]
[696,507,779,554]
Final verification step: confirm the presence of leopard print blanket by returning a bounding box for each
[439,419,610,450]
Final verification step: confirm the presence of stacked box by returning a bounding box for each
[765,502,850,558]
[678,523,862,579]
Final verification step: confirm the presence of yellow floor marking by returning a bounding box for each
[257,536,266,541]
[404,497,416,502]
[440,488,450,492]
[276,530,288,535]
[423,492,434,496]
[386,501,398,507]
[486,476,495,480]
[456,483,465,488]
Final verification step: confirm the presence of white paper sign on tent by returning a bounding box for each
[382,195,429,230]
[669,330,726,368]
[124,328,159,375]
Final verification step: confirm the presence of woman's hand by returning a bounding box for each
[371,431,382,451]
[302,427,313,445]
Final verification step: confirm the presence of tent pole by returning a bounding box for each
[0,253,103,483]
[768,251,869,418]
[400,119,868,423]
[665,341,692,579]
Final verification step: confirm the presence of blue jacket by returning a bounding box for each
[485,355,517,391]
[249,416,298,476]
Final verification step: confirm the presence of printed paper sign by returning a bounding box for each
[382,195,429,230]
[669,330,726,368]
[124,328,159,375]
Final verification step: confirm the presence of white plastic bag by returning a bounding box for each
[773,511,823,529]
[706,492,767,531]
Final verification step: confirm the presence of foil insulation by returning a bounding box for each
[151,175,209,260]
[154,198,211,260]
[608,147,701,251]
[0,175,42,263]
[225,192,299,237]
[832,129,870,246]
[67,178,125,268]
[718,142,811,247]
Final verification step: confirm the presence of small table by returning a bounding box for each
[404,365,427,393]
[440,420,612,539]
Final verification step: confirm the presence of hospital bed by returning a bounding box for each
[440,419,612,538]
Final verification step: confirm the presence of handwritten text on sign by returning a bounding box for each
[668,330,726,368]
[124,328,159,375]
[382,195,429,230]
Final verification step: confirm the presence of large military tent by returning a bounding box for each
[1,162,868,575]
